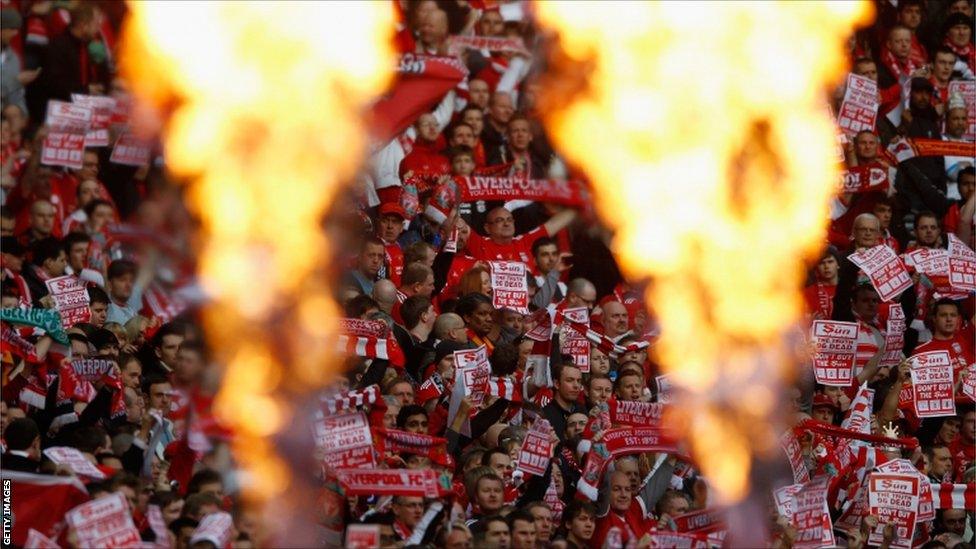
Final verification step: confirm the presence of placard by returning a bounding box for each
[559,307,590,372]
[837,73,879,136]
[876,459,934,523]
[516,418,553,477]
[345,524,381,549]
[454,345,490,406]
[947,233,976,292]
[109,130,152,166]
[44,275,90,328]
[848,245,912,302]
[65,492,141,549]
[190,511,234,548]
[909,351,955,418]
[43,446,107,479]
[868,473,919,549]
[962,364,976,402]
[880,305,905,368]
[781,430,810,484]
[811,320,859,386]
[71,94,116,147]
[314,411,375,470]
[948,81,976,141]
[792,477,835,549]
[489,261,529,314]
[655,374,673,403]
[41,100,92,170]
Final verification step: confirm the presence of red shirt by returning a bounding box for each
[383,240,404,286]
[398,140,450,178]
[949,437,975,482]
[591,501,648,549]
[466,225,548,267]
[802,282,836,319]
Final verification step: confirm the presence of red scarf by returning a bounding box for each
[880,46,920,82]
[374,428,452,467]
[945,38,976,71]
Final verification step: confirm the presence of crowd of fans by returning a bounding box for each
[0,0,974,548]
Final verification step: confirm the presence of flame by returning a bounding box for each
[119,1,395,503]
[536,1,872,502]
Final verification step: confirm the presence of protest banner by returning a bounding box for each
[189,512,234,548]
[963,365,976,402]
[24,529,61,549]
[876,459,934,523]
[69,358,115,383]
[948,81,975,141]
[516,418,554,477]
[781,430,810,484]
[455,345,490,406]
[773,484,802,519]
[909,351,955,418]
[868,473,920,549]
[489,261,529,314]
[655,374,673,403]
[345,524,381,549]
[841,165,888,193]
[71,93,116,147]
[41,100,91,170]
[848,245,912,302]
[314,411,375,470]
[947,233,976,293]
[65,492,141,549]
[792,477,835,549]
[880,306,905,369]
[560,307,590,372]
[336,468,451,498]
[43,446,107,479]
[837,73,879,136]
[811,320,859,386]
[109,130,152,166]
[44,275,90,328]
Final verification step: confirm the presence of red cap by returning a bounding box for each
[379,202,407,219]
[812,393,838,410]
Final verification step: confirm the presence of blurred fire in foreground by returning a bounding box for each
[535,1,873,504]
[119,1,395,505]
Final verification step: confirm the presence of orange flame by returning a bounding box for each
[119,2,395,503]
[536,1,873,502]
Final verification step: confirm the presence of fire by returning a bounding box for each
[536,2,873,502]
[119,2,395,502]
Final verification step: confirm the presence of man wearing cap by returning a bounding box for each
[377,201,407,285]
[810,393,839,424]
[1,8,36,117]
[943,12,974,73]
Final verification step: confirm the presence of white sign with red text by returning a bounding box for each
[811,320,859,386]
[109,130,152,166]
[43,446,106,479]
[516,418,553,477]
[489,261,529,314]
[792,477,835,549]
[962,364,976,402]
[41,100,92,170]
[45,275,91,328]
[947,233,976,293]
[345,524,381,549]
[849,245,912,302]
[316,411,375,470]
[455,345,490,406]
[72,94,116,147]
[876,459,934,523]
[837,73,879,136]
[909,351,955,418]
[65,492,141,549]
[868,473,919,549]
[559,307,590,372]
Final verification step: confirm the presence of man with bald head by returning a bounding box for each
[20,199,57,246]
[601,301,631,342]
[433,312,467,344]
[565,278,597,313]
[372,279,398,315]
[465,206,577,269]
[482,91,515,161]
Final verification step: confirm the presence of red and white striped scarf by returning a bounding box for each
[336,334,406,368]
[322,385,381,415]
[929,482,976,510]
[880,46,921,82]
[487,374,521,402]
[555,311,649,358]
[142,282,188,324]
